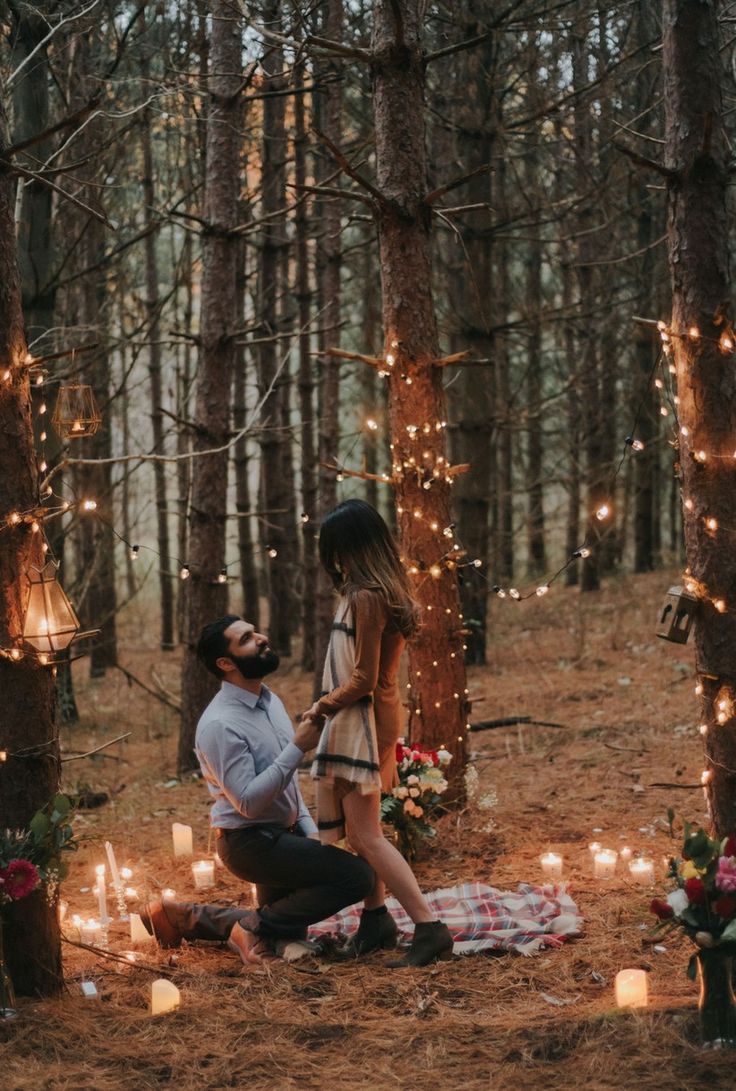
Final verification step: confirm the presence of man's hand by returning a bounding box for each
[293,714,323,753]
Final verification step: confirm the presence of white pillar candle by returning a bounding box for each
[629,858,655,885]
[615,968,648,1008]
[172,823,193,857]
[151,979,180,1016]
[588,841,602,856]
[593,849,618,879]
[104,842,122,891]
[620,846,633,861]
[191,860,215,889]
[130,912,154,943]
[251,883,258,907]
[58,899,68,923]
[95,880,108,924]
[540,852,563,879]
[124,887,138,901]
[162,888,176,902]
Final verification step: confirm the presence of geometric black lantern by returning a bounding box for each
[656,584,699,644]
[22,559,81,656]
[51,383,101,439]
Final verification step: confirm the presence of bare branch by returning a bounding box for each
[321,461,394,485]
[312,127,384,204]
[312,346,385,370]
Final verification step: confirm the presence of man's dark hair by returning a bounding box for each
[197,615,241,678]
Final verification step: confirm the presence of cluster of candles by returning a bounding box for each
[539,844,655,885]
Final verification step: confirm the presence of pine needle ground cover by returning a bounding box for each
[1,570,732,1090]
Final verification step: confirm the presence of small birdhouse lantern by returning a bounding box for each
[51,383,101,439]
[22,560,81,655]
[657,585,699,644]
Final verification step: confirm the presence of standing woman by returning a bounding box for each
[306,499,453,966]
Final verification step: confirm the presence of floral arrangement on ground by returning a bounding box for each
[380,741,451,860]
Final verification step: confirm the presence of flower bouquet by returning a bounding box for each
[0,793,77,1018]
[380,741,451,861]
[650,819,736,1048]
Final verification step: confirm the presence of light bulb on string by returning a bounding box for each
[217,569,228,584]
[180,565,190,580]
[266,547,278,559]
[595,504,610,521]
[82,499,97,511]
[131,545,140,561]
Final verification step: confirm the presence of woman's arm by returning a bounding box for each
[314,589,387,716]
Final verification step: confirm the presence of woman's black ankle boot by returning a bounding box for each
[343,907,398,956]
[386,921,453,967]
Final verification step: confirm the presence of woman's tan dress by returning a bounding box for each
[311,588,406,842]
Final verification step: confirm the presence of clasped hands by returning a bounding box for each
[293,703,325,752]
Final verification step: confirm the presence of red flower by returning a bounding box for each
[724,835,736,858]
[685,878,707,905]
[0,859,40,901]
[650,898,674,920]
[429,750,439,766]
[713,895,736,920]
[395,741,405,763]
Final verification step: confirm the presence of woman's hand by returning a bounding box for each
[303,700,322,721]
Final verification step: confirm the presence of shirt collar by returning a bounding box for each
[221,680,272,709]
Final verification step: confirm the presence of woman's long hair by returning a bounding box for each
[318,499,420,638]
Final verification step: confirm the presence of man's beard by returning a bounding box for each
[230,647,280,679]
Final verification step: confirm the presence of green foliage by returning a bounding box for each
[0,793,78,883]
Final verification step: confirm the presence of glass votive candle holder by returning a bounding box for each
[628,857,655,885]
[540,852,563,879]
[593,849,618,879]
[191,860,215,890]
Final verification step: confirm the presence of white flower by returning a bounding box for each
[409,787,420,798]
[407,774,419,785]
[667,889,690,916]
[393,786,408,799]
[437,748,452,765]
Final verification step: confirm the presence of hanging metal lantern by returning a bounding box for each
[22,560,81,655]
[51,383,101,439]
[656,585,699,644]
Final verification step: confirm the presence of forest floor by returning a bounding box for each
[2,567,734,1090]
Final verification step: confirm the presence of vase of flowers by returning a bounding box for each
[0,793,77,1010]
[651,821,736,1049]
[380,741,451,861]
[0,858,42,1019]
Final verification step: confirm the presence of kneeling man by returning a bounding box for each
[142,616,374,962]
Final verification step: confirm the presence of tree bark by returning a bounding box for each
[372,0,469,782]
[294,55,317,671]
[313,0,344,697]
[256,1,295,657]
[141,56,175,650]
[178,0,242,773]
[0,94,61,997]
[663,0,736,836]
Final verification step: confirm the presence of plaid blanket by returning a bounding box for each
[308,881,582,956]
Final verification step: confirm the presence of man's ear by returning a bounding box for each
[216,656,235,675]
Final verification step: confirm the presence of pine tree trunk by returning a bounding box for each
[572,20,605,592]
[141,77,175,650]
[313,0,344,697]
[178,0,242,773]
[633,0,661,573]
[445,14,494,665]
[663,0,736,836]
[0,94,62,997]
[256,4,293,656]
[372,0,469,780]
[293,61,317,669]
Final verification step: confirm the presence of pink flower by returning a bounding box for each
[0,859,40,901]
[716,856,736,893]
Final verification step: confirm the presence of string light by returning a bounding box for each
[217,569,228,584]
[130,545,139,561]
[180,565,190,580]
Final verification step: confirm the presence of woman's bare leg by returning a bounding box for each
[342,789,433,923]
